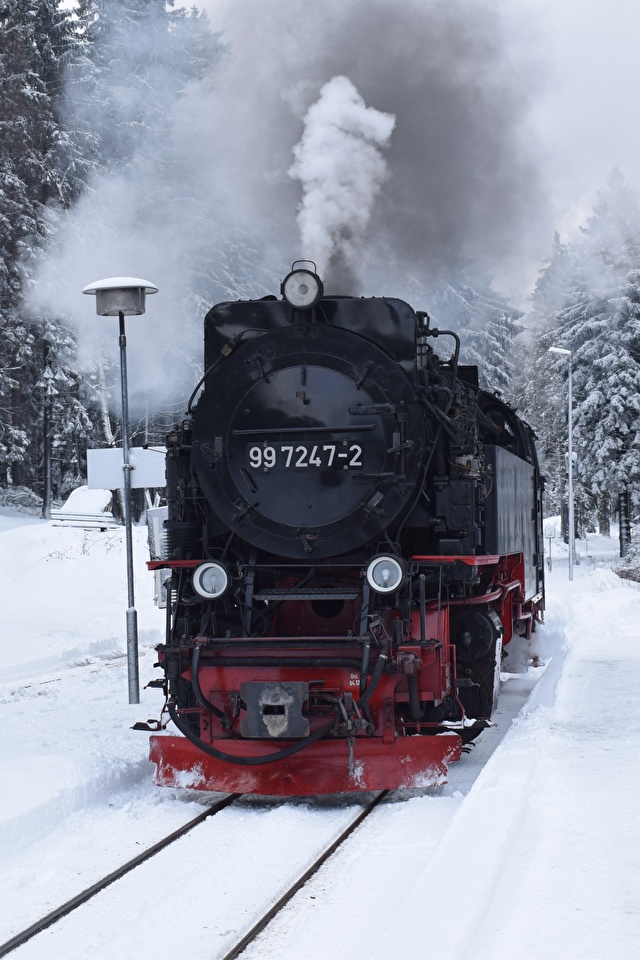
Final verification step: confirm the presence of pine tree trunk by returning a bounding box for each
[619,489,632,557]
[96,361,116,447]
[96,361,124,521]
[42,390,52,518]
[598,492,611,537]
[41,345,51,519]
[10,386,23,487]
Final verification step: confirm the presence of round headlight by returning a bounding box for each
[281,268,323,309]
[192,562,230,600]
[366,555,405,594]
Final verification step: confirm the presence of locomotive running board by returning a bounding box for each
[149,733,462,796]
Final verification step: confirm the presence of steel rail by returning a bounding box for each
[221,790,389,960]
[0,793,239,958]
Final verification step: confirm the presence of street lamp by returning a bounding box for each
[83,277,158,703]
[548,345,574,581]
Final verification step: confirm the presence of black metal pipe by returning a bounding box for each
[358,655,386,709]
[191,642,228,722]
[419,574,427,644]
[357,633,390,709]
[199,638,364,648]
[359,638,371,696]
[407,674,421,721]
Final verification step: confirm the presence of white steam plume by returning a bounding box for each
[289,76,395,288]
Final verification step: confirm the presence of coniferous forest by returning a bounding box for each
[1,0,225,504]
[2,1,640,538]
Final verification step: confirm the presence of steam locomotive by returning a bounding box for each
[147,264,544,795]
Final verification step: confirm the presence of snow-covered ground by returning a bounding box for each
[1,508,639,959]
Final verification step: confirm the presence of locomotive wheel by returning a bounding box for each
[452,607,503,719]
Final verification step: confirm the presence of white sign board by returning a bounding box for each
[87,447,166,490]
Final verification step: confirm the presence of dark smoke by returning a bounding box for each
[204,0,547,297]
[27,0,547,408]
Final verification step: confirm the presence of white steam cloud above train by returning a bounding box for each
[289,76,395,290]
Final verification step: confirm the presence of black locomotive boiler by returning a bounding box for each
[147,264,544,795]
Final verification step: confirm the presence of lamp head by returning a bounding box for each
[82,277,158,316]
[281,261,323,310]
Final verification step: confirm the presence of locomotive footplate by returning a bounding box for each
[149,732,462,796]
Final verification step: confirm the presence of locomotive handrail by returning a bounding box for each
[192,657,365,668]
[424,326,461,384]
[147,559,200,569]
[190,636,372,647]
[412,555,504,565]
[499,579,522,595]
[431,579,522,609]
[232,424,376,436]
[186,329,264,413]
[430,588,503,607]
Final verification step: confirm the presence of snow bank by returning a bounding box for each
[0,521,161,684]
[0,517,164,869]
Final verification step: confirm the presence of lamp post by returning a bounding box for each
[83,277,158,703]
[548,346,574,581]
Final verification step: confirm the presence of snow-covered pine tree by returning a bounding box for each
[0,0,81,487]
[518,171,640,536]
[6,0,228,500]
[38,322,96,513]
[61,0,229,429]
[512,235,583,526]
[0,0,225,497]
[570,172,640,529]
[427,272,523,395]
[72,0,224,170]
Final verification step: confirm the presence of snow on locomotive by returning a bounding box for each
[146,264,544,795]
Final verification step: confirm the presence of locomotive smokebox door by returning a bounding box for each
[240,682,310,738]
[191,322,426,559]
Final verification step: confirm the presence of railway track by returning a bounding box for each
[0,674,546,959]
[0,793,238,958]
[221,790,388,960]
[0,790,387,960]
[0,652,129,702]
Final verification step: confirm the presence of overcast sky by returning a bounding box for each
[522,0,640,239]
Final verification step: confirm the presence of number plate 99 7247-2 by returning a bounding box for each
[248,443,363,470]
